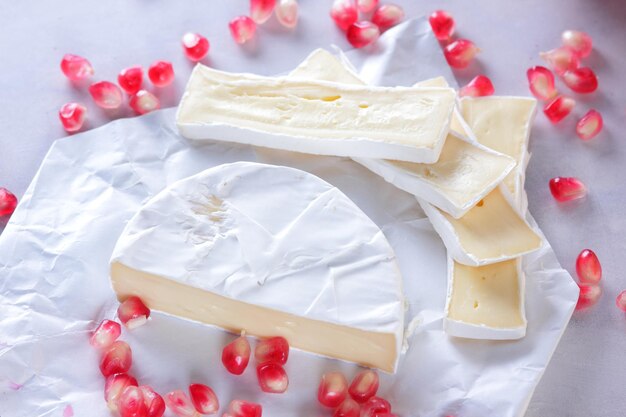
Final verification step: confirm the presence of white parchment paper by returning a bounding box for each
[0,18,578,417]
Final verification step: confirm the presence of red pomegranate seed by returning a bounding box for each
[189,383,219,414]
[119,386,147,417]
[562,30,593,58]
[357,0,378,13]
[348,370,379,403]
[526,66,557,101]
[182,33,210,62]
[118,296,151,329]
[100,341,132,377]
[90,319,121,349]
[563,67,598,94]
[347,21,380,48]
[89,81,123,109]
[616,290,626,312]
[58,103,87,133]
[140,386,166,417]
[549,177,586,202]
[148,61,174,87]
[361,396,391,417]
[60,54,94,81]
[228,400,262,417]
[540,47,579,76]
[576,109,603,140]
[371,4,405,32]
[443,39,480,69]
[373,414,398,417]
[332,398,360,417]
[275,0,299,29]
[543,96,575,123]
[222,335,251,375]
[104,373,138,411]
[250,0,276,24]
[317,372,348,408]
[229,16,257,44]
[254,336,289,365]
[118,67,144,95]
[0,188,17,217]
[576,283,601,310]
[576,249,602,284]
[256,363,288,393]
[330,0,358,31]
[129,90,161,115]
[165,390,200,417]
[428,10,455,41]
[459,75,495,97]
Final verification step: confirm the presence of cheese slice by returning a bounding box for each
[444,258,526,339]
[421,187,542,266]
[460,97,537,212]
[110,162,405,373]
[289,49,515,218]
[176,64,456,164]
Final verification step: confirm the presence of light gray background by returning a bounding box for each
[0,1,624,416]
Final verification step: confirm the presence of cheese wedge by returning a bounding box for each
[289,49,515,218]
[110,162,405,373]
[460,97,537,212]
[177,64,456,164]
[444,258,526,339]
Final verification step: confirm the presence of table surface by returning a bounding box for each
[1,1,625,416]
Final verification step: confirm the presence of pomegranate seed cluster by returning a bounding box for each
[428,10,481,71]
[91,295,247,417]
[527,30,602,140]
[221,334,291,395]
[58,50,191,132]
[330,0,404,49]
[229,0,299,46]
[318,370,393,417]
[427,11,494,99]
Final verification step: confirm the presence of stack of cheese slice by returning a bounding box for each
[286,50,541,340]
[110,162,405,372]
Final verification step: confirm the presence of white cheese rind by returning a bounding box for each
[355,134,515,218]
[110,162,404,372]
[444,257,527,340]
[176,64,456,164]
[420,187,542,266]
[288,50,515,218]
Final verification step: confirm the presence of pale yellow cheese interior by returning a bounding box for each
[413,77,466,138]
[111,263,398,372]
[178,65,455,148]
[448,260,524,328]
[461,97,536,195]
[441,189,542,260]
[390,135,513,206]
